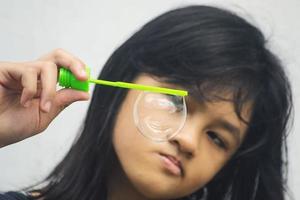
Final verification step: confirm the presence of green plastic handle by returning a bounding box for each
[58,67,188,96]
[58,67,90,92]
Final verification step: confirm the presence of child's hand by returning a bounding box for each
[0,49,90,148]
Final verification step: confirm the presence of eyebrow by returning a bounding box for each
[213,118,242,145]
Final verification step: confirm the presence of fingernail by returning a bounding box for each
[44,101,52,112]
[80,69,87,78]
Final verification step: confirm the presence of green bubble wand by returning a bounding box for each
[58,67,188,97]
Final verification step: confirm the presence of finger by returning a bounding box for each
[39,62,58,112]
[37,88,89,133]
[45,88,89,119]
[55,88,90,108]
[39,48,88,81]
[20,67,38,107]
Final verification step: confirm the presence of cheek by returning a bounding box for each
[112,96,142,159]
[112,93,155,175]
[111,98,187,198]
[182,142,229,191]
[112,98,171,197]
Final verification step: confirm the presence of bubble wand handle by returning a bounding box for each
[58,67,188,96]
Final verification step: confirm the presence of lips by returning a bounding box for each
[159,153,183,176]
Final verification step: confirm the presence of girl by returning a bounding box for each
[0,5,293,200]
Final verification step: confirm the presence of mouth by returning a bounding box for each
[158,153,184,177]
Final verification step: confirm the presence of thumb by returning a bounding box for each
[37,89,89,133]
[51,88,90,116]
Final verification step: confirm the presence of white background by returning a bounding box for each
[0,0,299,199]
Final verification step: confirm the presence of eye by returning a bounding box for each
[207,131,227,150]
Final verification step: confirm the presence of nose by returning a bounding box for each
[169,120,200,158]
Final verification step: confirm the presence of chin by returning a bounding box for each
[130,178,186,199]
[139,188,183,199]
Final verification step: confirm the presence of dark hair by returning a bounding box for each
[29,5,293,200]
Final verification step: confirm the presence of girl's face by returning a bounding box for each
[111,74,251,199]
